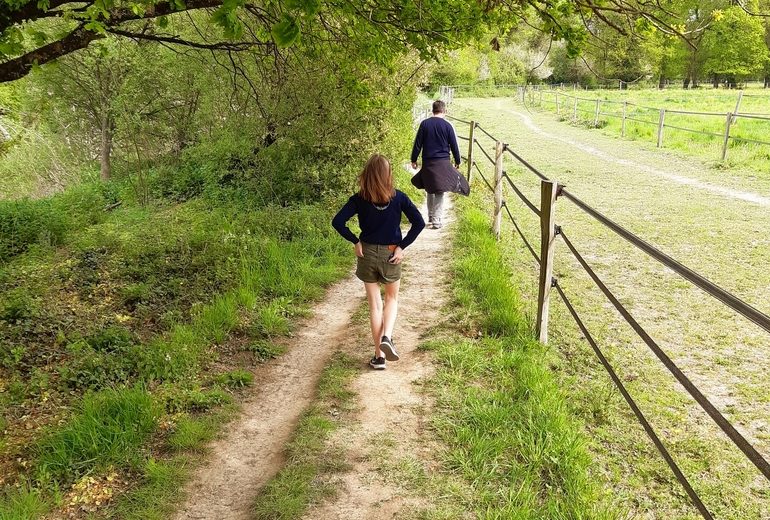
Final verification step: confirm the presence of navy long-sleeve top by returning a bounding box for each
[332,190,425,249]
[411,116,462,165]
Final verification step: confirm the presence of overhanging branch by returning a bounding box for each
[107,28,274,51]
[0,24,101,82]
[0,0,228,82]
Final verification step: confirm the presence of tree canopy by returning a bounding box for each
[0,0,719,84]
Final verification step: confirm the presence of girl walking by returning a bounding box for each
[332,154,425,369]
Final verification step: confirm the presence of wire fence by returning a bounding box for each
[445,80,770,91]
[517,87,770,161]
[435,87,770,519]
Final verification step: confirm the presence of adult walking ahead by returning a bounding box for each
[410,99,470,229]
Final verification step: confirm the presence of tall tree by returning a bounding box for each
[701,6,768,87]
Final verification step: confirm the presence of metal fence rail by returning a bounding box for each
[437,97,770,518]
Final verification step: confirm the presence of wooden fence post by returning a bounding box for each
[593,99,600,126]
[467,122,476,184]
[573,96,578,120]
[621,101,627,137]
[657,109,666,148]
[493,141,504,239]
[733,91,744,123]
[722,112,733,161]
[536,180,558,343]
[555,91,560,116]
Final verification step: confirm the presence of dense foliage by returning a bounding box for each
[432,1,770,89]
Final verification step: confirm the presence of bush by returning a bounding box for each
[36,387,159,484]
[0,182,106,263]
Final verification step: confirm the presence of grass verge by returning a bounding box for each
[419,199,618,519]
[452,97,770,518]
[251,352,358,520]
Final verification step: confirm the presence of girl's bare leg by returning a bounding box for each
[382,280,400,340]
[364,282,384,357]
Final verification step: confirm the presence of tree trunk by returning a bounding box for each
[683,76,690,89]
[659,75,665,89]
[100,113,113,181]
[765,75,769,88]
[713,75,719,89]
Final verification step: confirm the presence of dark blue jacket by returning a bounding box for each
[411,116,461,165]
[332,190,425,249]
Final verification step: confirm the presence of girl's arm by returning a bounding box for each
[397,194,426,250]
[331,197,359,244]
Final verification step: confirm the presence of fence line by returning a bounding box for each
[446,80,770,92]
[517,87,770,160]
[432,89,770,518]
[552,281,714,520]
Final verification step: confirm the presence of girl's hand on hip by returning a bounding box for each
[389,246,404,264]
[355,242,364,258]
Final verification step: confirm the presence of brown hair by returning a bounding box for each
[432,100,446,114]
[358,154,395,205]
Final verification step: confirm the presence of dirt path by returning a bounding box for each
[172,276,365,520]
[173,199,450,520]
[301,200,451,520]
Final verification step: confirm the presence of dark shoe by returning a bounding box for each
[379,336,399,361]
[432,222,443,229]
[369,356,386,370]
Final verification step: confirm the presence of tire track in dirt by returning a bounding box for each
[172,276,365,520]
[173,199,450,520]
[299,200,451,520]
[500,102,770,207]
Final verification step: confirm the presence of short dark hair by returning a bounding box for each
[432,100,446,114]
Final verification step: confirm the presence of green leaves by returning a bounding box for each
[271,14,300,47]
[0,27,25,59]
[702,6,768,78]
[212,0,246,39]
[285,0,321,16]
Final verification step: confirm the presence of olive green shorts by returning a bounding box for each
[355,243,402,284]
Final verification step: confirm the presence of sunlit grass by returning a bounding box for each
[416,203,618,519]
[451,96,770,519]
[529,88,770,170]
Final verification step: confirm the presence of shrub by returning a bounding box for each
[0,182,106,263]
